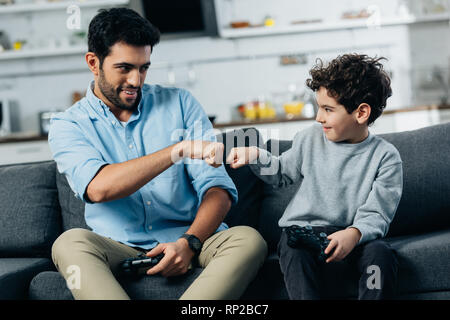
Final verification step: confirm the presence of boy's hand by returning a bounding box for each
[324,227,361,263]
[226,147,260,169]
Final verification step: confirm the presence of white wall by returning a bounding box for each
[0,0,448,134]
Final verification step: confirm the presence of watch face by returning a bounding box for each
[191,238,202,251]
[187,235,202,253]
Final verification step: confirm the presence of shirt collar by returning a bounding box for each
[86,81,109,117]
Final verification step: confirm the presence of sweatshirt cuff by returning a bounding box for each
[249,148,272,173]
[348,224,372,245]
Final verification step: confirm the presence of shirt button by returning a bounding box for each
[129,144,133,149]
[148,225,153,230]
[147,201,151,205]
[111,120,115,125]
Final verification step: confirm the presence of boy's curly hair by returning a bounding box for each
[306,54,392,125]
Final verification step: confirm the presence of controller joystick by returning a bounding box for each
[120,252,164,276]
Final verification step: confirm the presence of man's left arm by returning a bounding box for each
[184,186,232,242]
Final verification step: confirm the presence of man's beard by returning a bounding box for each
[97,69,142,111]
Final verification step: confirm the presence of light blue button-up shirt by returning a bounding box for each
[48,82,238,249]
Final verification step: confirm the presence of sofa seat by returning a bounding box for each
[28,229,450,300]
[0,258,54,299]
[388,229,450,295]
[29,267,204,300]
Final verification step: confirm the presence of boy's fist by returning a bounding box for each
[226,146,260,169]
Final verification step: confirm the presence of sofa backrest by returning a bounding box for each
[55,170,90,231]
[380,123,450,237]
[259,122,450,250]
[220,128,266,228]
[0,161,62,258]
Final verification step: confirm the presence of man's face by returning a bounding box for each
[97,42,152,111]
[315,86,360,143]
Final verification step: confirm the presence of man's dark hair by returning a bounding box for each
[306,54,392,125]
[88,7,160,67]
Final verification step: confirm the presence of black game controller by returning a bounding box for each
[286,225,331,262]
[120,252,164,276]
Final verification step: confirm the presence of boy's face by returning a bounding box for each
[315,87,365,143]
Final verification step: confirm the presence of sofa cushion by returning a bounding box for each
[28,271,73,300]
[0,258,54,299]
[0,161,62,257]
[29,268,203,300]
[380,123,450,237]
[219,128,265,228]
[386,229,450,294]
[55,170,90,231]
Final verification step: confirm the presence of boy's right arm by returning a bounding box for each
[226,140,303,187]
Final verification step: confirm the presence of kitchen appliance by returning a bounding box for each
[39,110,62,136]
[141,0,218,36]
[0,99,20,136]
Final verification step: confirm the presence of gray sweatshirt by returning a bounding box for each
[250,123,403,244]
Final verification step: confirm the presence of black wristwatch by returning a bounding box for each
[180,233,203,257]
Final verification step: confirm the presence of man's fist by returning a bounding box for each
[175,141,224,167]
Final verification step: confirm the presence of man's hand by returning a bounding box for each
[174,141,224,168]
[145,238,195,277]
[226,146,260,169]
[324,227,361,263]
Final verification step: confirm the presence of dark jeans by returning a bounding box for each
[277,226,399,300]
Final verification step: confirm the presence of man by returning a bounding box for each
[49,7,267,300]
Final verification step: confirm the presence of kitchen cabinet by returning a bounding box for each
[0,0,129,64]
[213,0,450,39]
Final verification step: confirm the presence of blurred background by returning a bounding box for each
[0,0,449,164]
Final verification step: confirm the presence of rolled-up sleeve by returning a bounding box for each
[48,114,108,201]
[179,89,238,206]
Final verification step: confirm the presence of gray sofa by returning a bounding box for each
[0,123,449,300]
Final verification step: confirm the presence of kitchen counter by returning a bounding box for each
[213,104,450,128]
[0,133,48,144]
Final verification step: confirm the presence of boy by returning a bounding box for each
[225,54,403,299]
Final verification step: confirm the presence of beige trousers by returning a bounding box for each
[51,226,267,300]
